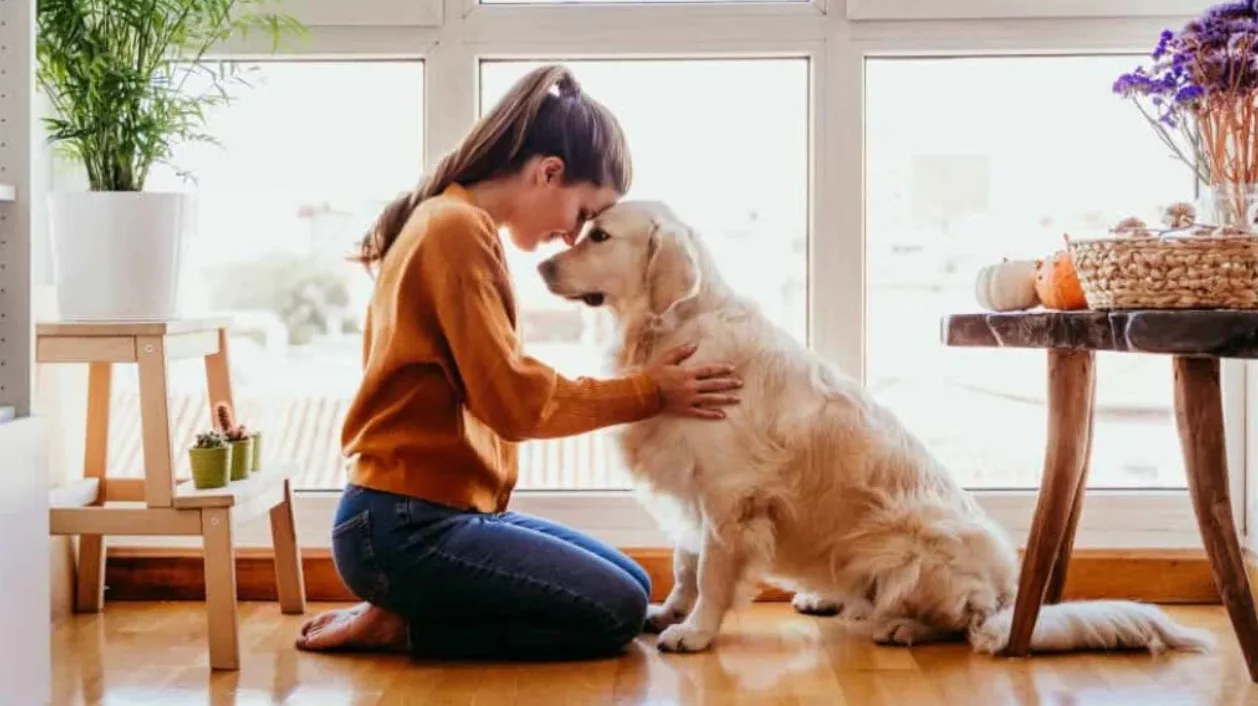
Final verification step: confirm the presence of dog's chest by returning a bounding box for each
[616,418,705,542]
[620,417,686,470]
[619,417,704,492]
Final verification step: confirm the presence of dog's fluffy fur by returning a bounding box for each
[538,200,1215,656]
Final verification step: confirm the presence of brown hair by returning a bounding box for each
[353,64,632,270]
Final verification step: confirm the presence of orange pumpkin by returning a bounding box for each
[1034,248,1088,310]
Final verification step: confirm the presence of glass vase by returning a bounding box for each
[1196,182,1258,231]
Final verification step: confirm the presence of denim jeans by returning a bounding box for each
[331,484,652,661]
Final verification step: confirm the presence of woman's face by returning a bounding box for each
[506,156,621,252]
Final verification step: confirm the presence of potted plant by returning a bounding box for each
[189,430,230,490]
[215,402,253,481]
[35,0,303,321]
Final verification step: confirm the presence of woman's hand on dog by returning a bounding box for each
[648,343,742,420]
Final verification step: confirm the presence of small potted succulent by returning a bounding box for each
[189,430,230,490]
[215,402,254,481]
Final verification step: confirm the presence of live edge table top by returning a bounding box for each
[941,310,1258,359]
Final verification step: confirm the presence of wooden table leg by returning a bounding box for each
[1044,368,1096,605]
[1003,349,1095,657]
[1173,356,1258,682]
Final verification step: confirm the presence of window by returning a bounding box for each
[103,60,424,491]
[28,0,1240,552]
[864,55,1193,490]
[479,58,810,491]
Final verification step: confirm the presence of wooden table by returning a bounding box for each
[39,319,306,670]
[942,309,1258,680]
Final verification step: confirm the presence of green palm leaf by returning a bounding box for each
[36,0,305,192]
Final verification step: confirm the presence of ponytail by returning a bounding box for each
[353,65,621,271]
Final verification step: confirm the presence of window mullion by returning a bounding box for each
[813,35,863,380]
[426,28,477,168]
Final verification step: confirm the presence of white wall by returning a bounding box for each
[0,417,50,706]
[0,0,53,698]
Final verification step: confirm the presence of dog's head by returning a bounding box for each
[537,200,701,319]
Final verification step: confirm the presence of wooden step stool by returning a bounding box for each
[41,318,307,670]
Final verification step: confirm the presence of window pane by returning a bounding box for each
[480,59,809,490]
[104,61,423,491]
[865,55,1191,490]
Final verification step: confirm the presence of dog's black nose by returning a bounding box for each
[538,260,557,280]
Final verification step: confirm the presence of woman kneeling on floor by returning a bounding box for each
[295,64,741,660]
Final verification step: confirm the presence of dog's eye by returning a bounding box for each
[587,229,610,243]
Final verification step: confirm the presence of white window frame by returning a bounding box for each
[89,0,1244,553]
[845,0,1208,21]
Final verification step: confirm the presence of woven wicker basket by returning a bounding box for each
[1069,232,1258,310]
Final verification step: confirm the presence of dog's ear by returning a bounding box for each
[645,217,702,317]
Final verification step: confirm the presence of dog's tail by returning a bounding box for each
[966,599,1215,655]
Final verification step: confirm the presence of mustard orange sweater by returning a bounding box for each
[342,184,662,513]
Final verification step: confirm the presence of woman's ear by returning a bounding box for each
[539,156,565,184]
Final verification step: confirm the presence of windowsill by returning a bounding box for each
[96,485,1211,553]
[98,544,1225,605]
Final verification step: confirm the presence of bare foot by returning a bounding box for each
[295,602,409,653]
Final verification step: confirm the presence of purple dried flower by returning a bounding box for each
[1113,72,1152,96]
[1176,84,1205,102]
[1203,1,1256,22]
[1154,29,1175,58]
[1226,29,1258,52]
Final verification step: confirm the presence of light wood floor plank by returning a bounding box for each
[52,603,1257,705]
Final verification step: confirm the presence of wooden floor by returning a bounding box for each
[52,602,1258,705]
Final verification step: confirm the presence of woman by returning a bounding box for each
[295,64,742,660]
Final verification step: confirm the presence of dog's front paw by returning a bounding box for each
[643,604,687,634]
[791,593,872,621]
[791,592,841,617]
[871,618,934,647]
[839,599,873,622]
[657,623,716,653]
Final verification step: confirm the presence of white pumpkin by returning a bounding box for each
[975,259,1039,311]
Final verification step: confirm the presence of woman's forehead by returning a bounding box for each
[582,184,621,214]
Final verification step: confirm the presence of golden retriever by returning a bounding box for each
[537,200,1213,656]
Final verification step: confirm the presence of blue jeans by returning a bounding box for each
[330,484,651,661]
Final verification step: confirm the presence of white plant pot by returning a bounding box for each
[48,191,191,321]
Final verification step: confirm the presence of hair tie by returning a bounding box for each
[556,74,582,99]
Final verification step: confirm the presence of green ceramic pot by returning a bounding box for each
[189,446,230,490]
[229,438,253,481]
[250,431,262,472]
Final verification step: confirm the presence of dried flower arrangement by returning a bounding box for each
[1114,1,1258,228]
